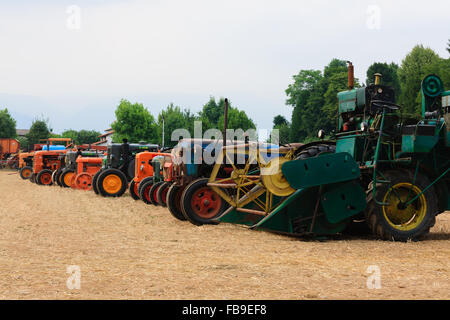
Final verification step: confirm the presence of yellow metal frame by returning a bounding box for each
[208,143,297,215]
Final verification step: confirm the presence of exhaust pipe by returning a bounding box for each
[347,61,354,90]
[223,98,229,147]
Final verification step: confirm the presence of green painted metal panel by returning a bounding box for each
[338,90,357,113]
[401,135,439,153]
[321,181,366,223]
[282,152,360,190]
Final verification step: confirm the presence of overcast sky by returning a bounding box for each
[0,0,449,136]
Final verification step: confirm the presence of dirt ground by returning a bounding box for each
[0,170,448,300]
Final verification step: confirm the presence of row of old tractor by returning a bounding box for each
[15,69,450,242]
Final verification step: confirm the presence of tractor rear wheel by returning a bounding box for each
[149,181,165,206]
[365,170,438,242]
[92,169,103,194]
[30,173,36,183]
[19,166,33,179]
[60,169,75,188]
[166,184,187,221]
[181,178,227,226]
[129,180,140,200]
[156,182,171,207]
[97,168,128,197]
[37,169,53,186]
[75,173,93,191]
[139,178,155,204]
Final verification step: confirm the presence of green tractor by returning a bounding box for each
[205,67,449,241]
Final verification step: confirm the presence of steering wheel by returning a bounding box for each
[371,100,401,111]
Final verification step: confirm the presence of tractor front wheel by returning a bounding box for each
[139,178,154,204]
[166,184,186,221]
[149,181,165,206]
[75,173,93,191]
[156,182,171,207]
[37,169,53,186]
[19,166,33,179]
[365,170,438,242]
[97,169,128,197]
[60,169,75,188]
[181,178,227,226]
[92,169,104,194]
[129,180,140,200]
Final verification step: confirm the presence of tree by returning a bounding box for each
[0,108,17,138]
[157,104,196,148]
[198,97,256,140]
[398,45,441,115]
[77,130,101,145]
[447,39,450,55]
[61,129,79,143]
[218,107,256,132]
[273,115,288,127]
[286,59,356,142]
[366,62,400,94]
[26,118,51,145]
[286,69,323,142]
[270,115,290,145]
[198,97,225,131]
[111,99,158,143]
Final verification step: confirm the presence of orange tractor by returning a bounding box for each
[131,151,173,204]
[56,145,107,189]
[29,138,72,185]
[31,149,67,185]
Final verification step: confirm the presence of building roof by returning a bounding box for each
[16,129,30,136]
[98,129,115,138]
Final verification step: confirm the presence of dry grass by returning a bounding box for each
[0,170,449,300]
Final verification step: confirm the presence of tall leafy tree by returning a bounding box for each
[77,130,101,144]
[111,99,158,143]
[0,108,17,138]
[398,45,441,115]
[447,39,450,55]
[366,62,400,94]
[273,115,288,127]
[270,115,290,145]
[26,118,51,145]
[157,103,196,148]
[286,59,355,142]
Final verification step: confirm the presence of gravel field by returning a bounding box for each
[0,170,449,299]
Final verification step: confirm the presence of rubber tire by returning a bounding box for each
[181,178,227,226]
[92,169,104,195]
[149,181,165,206]
[138,177,154,198]
[37,169,53,186]
[19,166,33,180]
[129,180,140,200]
[55,169,64,187]
[30,173,36,184]
[97,168,128,197]
[51,169,59,184]
[365,170,438,242]
[295,144,336,160]
[156,182,171,207]
[139,178,155,204]
[60,169,75,188]
[166,184,187,221]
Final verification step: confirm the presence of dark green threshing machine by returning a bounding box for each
[207,67,449,241]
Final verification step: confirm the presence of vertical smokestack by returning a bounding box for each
[223,98,229,147]
[347,61,354,90]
